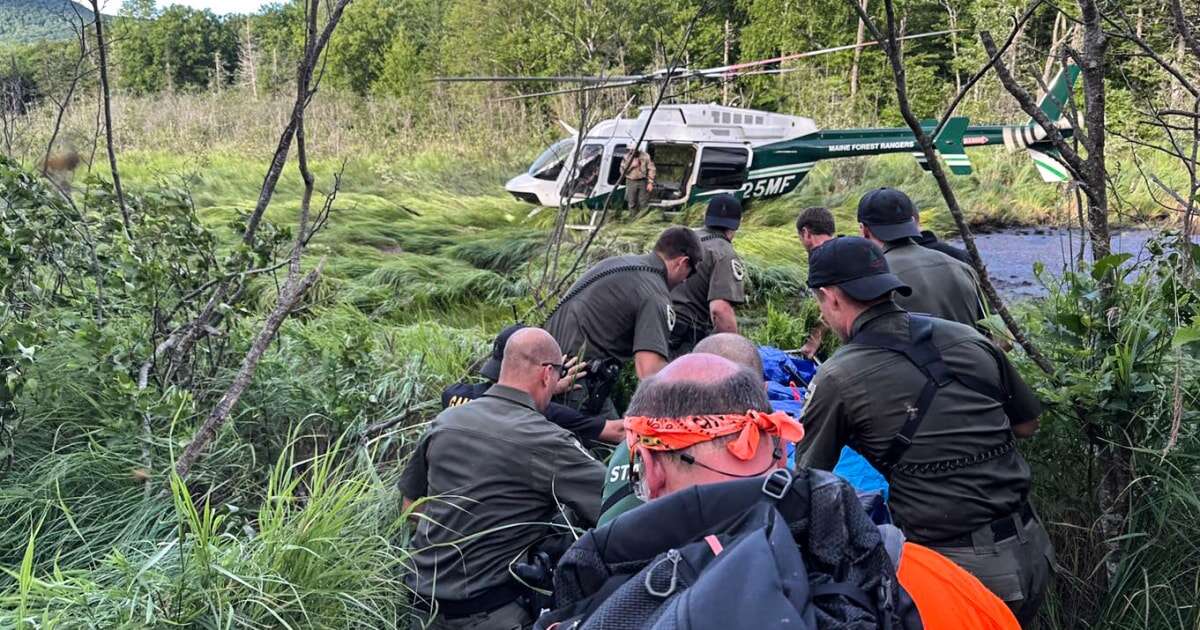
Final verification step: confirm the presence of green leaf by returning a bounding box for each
[1171,324,1200,348]
[1091,253,1133,281]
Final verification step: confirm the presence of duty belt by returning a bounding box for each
[890,438,1016,476]
[922,502,1036,548]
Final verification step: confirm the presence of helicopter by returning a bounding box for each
[437,35,1078,213]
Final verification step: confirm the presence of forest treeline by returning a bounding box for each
[2,0,1195,132]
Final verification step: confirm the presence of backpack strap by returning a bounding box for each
[851,315,1014,473]
[851,316,947,472]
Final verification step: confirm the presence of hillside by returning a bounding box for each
[0,0,94,44]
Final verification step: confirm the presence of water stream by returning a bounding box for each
[946,228,1192,299]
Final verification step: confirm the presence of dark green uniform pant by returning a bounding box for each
[427,601,532,630]
[929,512,1055,627]
[626,179,650,211]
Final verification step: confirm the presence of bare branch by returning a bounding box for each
[934,1,1042,139]
[88,0,132,240]
[172,0,350,478]
[174,261,325,478]
[241,0,353,246]
[849,0,1056,375]
[980,31,1089,169]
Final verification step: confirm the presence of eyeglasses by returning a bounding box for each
[541,362,569,378]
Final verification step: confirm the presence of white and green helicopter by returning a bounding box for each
[439,37,1077,212]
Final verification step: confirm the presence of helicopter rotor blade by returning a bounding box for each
[694,29,959,78]
[430,75,645,84]
[493,78,649,102]
[437,29,957,100]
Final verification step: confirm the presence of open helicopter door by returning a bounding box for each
[692,144,752,201]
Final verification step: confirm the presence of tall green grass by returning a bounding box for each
[2,85,1196,629]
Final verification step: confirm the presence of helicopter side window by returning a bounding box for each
[529,138,575,181]
[695,147,750,190]
[607,144,628,185]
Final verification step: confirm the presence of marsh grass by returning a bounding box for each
[1,87,1195,629]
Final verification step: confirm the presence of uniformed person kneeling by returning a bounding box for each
[546,226,702,418]
[400,327,606,630]
[796,237,1054,626]
[440,323,623,444]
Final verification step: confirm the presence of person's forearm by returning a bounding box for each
[598,420,624,443]
[710,300,738,334]
[634,351,667,379]
[1012,419,1040,439]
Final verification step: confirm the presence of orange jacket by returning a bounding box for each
[898,543,1020,630]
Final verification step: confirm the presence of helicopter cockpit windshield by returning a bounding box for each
[561,143,603,198]
[528,138,575,181]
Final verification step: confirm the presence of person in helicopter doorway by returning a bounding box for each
[621,143,656,213]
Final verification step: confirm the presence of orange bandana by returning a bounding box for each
[625,410,805,461]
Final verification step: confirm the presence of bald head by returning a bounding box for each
[627,353,769,418]
[628,354,778,501]
[500,328,561,377]
[497,327,562,410]
[693,333,763,376]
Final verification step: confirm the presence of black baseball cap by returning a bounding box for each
[807,236,912,301]
[857,187,920,242]
[478,323,528,381]
[705,193,742,231]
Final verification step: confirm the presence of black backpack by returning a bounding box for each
[536,469,922,630]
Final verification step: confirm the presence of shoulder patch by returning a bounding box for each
[731,258,745,281]
[666,303,676,331]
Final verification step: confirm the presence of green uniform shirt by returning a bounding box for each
[399,384,605,601]
[884,239,985,328]
[597,445,641,526]
[546,253,674,363]
[670,227,747,335]
[796,302,1042,543]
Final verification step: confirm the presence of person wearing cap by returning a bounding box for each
[857,187,985,328]
[439,323,624,444]
[668,194,748,355]
[620,144,656,212]
[400,327,605,629]
[795,236,1053,625]
[546,226,702,419]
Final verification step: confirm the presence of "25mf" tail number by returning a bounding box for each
[738,174,799,199]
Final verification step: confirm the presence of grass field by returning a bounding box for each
[2,91,1196,627]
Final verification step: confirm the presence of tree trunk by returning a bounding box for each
[1080,0,1111,261]
[723,19,731,106]
[850,0,868,98]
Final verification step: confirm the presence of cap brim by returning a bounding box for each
[865,221,920,242]
[837,273,912,301]
[478,357,502,381]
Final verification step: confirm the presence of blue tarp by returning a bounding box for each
[758,346,890,500]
